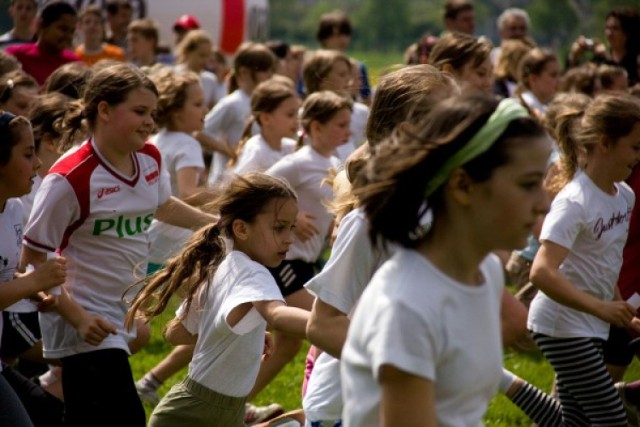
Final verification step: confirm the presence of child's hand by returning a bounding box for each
[295,212,319,242]
[78,315,117,346]
[35,292,58,312]
[223,141,238,161]
[262,331,273,361]
[31,257,67,291]
[597,300,636,328]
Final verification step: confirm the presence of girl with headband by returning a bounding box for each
[340,93,551,426]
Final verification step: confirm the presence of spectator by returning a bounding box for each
[443,0,475,35]
[173,14,200,46]
[127,18,159,67]
[491,8,531,64]
[6,1,80,86]
[0,0,37,50]
[75,5,126,67]
[105,0,133,50]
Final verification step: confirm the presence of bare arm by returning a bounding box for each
[530,240,635,327]
[306,298,349,359]
[164,317,198,346]
[253,300,309,338]
[0,258,66,310]
[175,167,203,200]
[155,196,218,231]
[500,288,528,347]
[379,365,436,427]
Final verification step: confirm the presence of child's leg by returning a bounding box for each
[0,372,32,427]
[533,334,628,427]
[61,348,145,427]
[136,344,194,404]
[500,368,563,427]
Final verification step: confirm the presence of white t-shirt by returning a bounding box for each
[528,172,634,339]
[203,89,253,185]
[2,199,35,313]
[267,146,340,263]
[341,249,504,427]
[328,102,369,163]
[147,130,205,265]
[303,208,389,421]
[182,250,284,397]
[174,65,223,109]
[24,139,172,358]
[233,134,296,175]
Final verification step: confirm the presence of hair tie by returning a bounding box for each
[424,98,529,197]
[0,111,16,131]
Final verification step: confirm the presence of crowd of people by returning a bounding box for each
[1,0,640,426]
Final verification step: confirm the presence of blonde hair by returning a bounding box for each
[302,49,352,95]
[494,38,535,81]
[428,33,492,73]
[175,30,214,65]
[148,67,201,129]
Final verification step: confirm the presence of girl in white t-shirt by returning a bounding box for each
[231,77,300,176]
[125,172,309,427]
[255,91,350,401]
[0,112,66,427]
[525,94,640,425]
[200,43,276,185]
[174,30,223,110]
[341,94,551,427]
[302,49,368,161]
[21,63,216,427]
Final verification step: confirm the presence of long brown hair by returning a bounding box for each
[124,172,297,329]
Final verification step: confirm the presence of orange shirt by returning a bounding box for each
[75,43,126,67]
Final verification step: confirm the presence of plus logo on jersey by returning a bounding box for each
[97,185,121,199]
[92,213,154,238]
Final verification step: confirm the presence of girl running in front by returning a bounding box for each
[231,77,300,176]
[126,172,309,427]
[20,63,216,427]
[251,91,351,403]
[340,93,551,426]
[527,94,640,426]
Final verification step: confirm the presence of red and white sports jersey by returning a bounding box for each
[24,139,171,359]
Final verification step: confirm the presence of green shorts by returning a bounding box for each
[149,376,246,427]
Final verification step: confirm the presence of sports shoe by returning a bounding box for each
[615,382,640,426]
[244,402,284,426]
[135,380,159,405]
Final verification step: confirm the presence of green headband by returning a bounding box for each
[423,98,529,197]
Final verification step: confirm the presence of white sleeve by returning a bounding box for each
[203,98,233,138]
[305,210,382,314]
[266,156,300,188]
[23,174,80,253]
[173,137,205,172]
[234,142,262,175]
[176,299,201,335]
[540,195,584,250]
[365,301,439,382]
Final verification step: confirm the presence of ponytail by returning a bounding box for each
[124,222,225,329]
[58,99,89,149]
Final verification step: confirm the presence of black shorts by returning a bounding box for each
[268,260,316,298]
[1,311,42,359]
[603,325,636,367]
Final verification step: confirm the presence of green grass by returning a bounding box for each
[130,298,640,425]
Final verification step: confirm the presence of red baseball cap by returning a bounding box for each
[173,15,200,32]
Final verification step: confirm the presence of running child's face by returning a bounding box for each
[466,135,551,251]
[529,60,560,104]
[312,108,351,153]
[240,197,297,268]
[1,85,38,117]
[186,41,212,72]
[605,123,640,183]
[262,96,300,140]
[172,83,207,134]
[0,124,41,198]
[458,57,493,93]
[100,87,157,152]
[320,59,352,94]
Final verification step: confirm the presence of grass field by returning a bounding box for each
[130,302,640,425]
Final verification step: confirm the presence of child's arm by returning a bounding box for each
[253,300,309,339]
[164,317,197,346]
[307,298,349,359]
[21,246,116,345]
[194,132,237,160]
[155,196,218,231]
[379,365,436,427]
[531,240,636,327]
[0,257,66,310]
